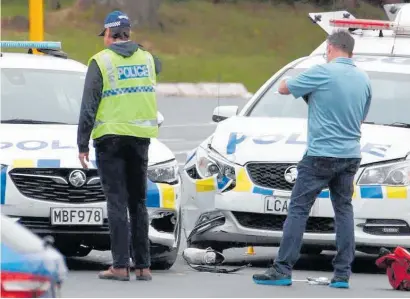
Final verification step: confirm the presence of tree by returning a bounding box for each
[49,0,61,10]
[75,0,163,28]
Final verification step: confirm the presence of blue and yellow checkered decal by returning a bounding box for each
[194,166,408,200]
[2,159,177,208]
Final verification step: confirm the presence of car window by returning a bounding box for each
[1,68,85,124]
[246,67,410,125]
[1,214,45,253]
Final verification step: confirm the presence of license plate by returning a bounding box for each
[51,208,103,225]
[264,196,289,214]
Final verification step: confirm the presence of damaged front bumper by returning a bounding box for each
[186,209,337,251]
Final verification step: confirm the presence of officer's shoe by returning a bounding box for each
[252,267,292,286]
[136,268,152,281]
[329,276,349,289]
[98,266,130,281]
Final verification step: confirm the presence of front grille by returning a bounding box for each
[9,168,105,203]
[18,217,110,232]
[246,163,296,191]
[233,212,335,233]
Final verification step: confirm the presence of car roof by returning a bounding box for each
[293,5,410,74]
[0,52,87,72]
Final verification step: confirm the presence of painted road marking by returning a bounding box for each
[160,140,204,144]
[173,150,191,155]
[161,122,216,128]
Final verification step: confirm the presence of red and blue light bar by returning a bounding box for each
[329,18,395,30]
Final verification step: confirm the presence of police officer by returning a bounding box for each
[77,10,161,281]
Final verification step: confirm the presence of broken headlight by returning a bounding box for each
[195,146,236,190]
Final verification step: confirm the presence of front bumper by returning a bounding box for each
[7,215,177,252]
[182,163,410,252]
[188,209,410,253]
[2,168,182,255]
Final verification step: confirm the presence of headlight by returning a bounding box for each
[148,160,179,184]
[195,146,236,190]
[357,160,410,186]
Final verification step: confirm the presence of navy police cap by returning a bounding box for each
[98,10,131,37]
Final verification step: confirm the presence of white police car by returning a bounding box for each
[0,41,181,269]
[181,4,410,254]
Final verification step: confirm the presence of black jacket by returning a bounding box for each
[77,41,162,153]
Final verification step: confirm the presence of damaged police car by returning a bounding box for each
[181,4,410,255]
[0,41,181,269]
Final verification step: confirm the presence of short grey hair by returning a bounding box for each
[327,30,355,55]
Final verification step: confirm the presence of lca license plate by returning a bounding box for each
[264,196,289,214]
[51,208,103,225]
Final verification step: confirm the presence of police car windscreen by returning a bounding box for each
[247,68,410,126]
[1,68,85,124]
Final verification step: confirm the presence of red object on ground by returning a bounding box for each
[376,246,410,291]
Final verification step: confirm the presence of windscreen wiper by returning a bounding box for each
[1,119,69,124]
[362,121,410,128]
[386,122,410,128]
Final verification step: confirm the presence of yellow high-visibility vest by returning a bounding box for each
[90,47,158,140]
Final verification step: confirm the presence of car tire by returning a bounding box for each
[150,207,182,271]
[57,245,93,257]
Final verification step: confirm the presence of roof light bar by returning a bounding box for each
[0,41,61,50]
[329,18,395,30]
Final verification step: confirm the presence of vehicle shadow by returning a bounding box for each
[65,257,111,271]
[222,250,385,275]
[64,248,384,275]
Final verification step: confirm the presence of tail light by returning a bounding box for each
[1,271,51,298]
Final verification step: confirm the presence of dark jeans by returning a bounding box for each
[95,136,151,269]
[274,155,361,279]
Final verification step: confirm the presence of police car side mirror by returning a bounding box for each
[212,105,238,123]
[157,111,164,128]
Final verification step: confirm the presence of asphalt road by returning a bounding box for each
[157,96,246,168]
[61,96,407,297]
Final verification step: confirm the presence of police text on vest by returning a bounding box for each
[117,65,149,80]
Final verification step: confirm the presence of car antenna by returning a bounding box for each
[390,6,401,56]
[217,72,221,123]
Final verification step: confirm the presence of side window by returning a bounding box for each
[246,68,308,118]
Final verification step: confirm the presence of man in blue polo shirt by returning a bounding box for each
[252,30,372,289]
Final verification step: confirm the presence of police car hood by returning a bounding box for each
[209,116,410,165]
[0,125,174,168]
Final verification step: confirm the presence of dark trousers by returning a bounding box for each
[274,155,361,279]
[95,136,151,269]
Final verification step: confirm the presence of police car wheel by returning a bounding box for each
[151,207,182,270]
